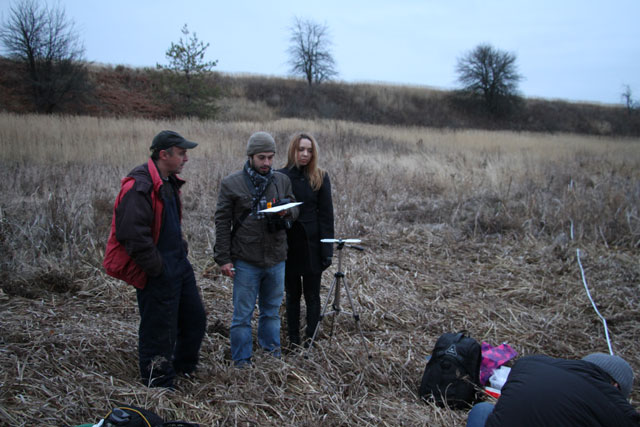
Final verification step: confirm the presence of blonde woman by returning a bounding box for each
[278,132,334,348]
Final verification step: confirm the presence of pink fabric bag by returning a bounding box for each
[480,342,518,385]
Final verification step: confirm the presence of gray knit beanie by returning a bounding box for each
[246,131,276,156]
[583,353,634,398]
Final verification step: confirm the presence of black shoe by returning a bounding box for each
[289,336,301,347]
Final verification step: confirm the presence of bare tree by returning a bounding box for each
[456,43,522,115]
[0,0,88,113]
[621,84,636,115]
[156,24,219,118]
[287,17,337,87]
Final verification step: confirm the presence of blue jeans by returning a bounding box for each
[466,402,495,427]
[230,260,285,363]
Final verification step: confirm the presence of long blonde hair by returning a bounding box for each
[285,132,326,191]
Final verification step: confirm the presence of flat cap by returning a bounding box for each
[150,130,198,151]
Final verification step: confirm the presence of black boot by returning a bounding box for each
[289,334,301,347]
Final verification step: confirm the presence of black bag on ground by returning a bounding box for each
[419,331,482,409]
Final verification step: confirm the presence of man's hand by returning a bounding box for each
[221,263,235,278]
[278,208,289,217]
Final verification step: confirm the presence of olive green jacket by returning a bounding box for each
[214,169,298,268]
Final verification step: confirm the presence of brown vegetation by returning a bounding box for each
[0,113,638,425]
[1,58,640,136]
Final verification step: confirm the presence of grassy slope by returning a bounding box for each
[1,58,640,136]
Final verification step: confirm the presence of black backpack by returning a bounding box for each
[419,331,482,409]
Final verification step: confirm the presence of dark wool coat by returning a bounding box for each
[486,355,640,427]
[279,166,334,275]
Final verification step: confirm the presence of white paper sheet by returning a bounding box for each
[258,201,302,213]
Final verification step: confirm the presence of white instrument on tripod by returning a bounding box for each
[321,238,361,244]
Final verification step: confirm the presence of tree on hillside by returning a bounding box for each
[157,24,219,118]
[0,0,89,113]
[621,84,637,115]
[287,17,337,87]
[456,43,522,116]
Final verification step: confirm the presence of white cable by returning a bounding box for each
[575,248,614,355]
[570,217,614,355]
[570,219,574,241]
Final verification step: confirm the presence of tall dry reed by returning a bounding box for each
[0,112,638,425]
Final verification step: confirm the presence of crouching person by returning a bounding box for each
[103,130,206,388]
[467,352,639,426]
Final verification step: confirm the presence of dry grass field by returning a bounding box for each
[0,112,639,426]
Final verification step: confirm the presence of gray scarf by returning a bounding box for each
[244,160,273,219]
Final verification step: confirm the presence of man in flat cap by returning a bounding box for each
[214,131,298,366]
[104,130,206,388]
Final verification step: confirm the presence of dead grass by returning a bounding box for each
[0,112,639,425]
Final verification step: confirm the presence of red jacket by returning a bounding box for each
[103,159,183,289]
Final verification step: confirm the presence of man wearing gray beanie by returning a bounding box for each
[214,131,298,366]
[583,352,634,400]
[467,353,639,426]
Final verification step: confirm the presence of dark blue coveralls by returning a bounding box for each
[136,181,206,388]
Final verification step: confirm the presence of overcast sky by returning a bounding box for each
[2,0,639,105]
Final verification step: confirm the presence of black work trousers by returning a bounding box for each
[285,272,321,345]
[135,180,206,388]
[136,258,206,388]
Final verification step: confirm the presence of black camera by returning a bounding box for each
[266,198,293,233]
[267,216,292,232]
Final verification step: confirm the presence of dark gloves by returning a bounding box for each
[322,257,332,270]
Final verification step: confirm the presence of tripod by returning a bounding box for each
[306,238,371,359]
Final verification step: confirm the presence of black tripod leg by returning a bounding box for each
[341,276,372,359]
[328,275,341,338]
